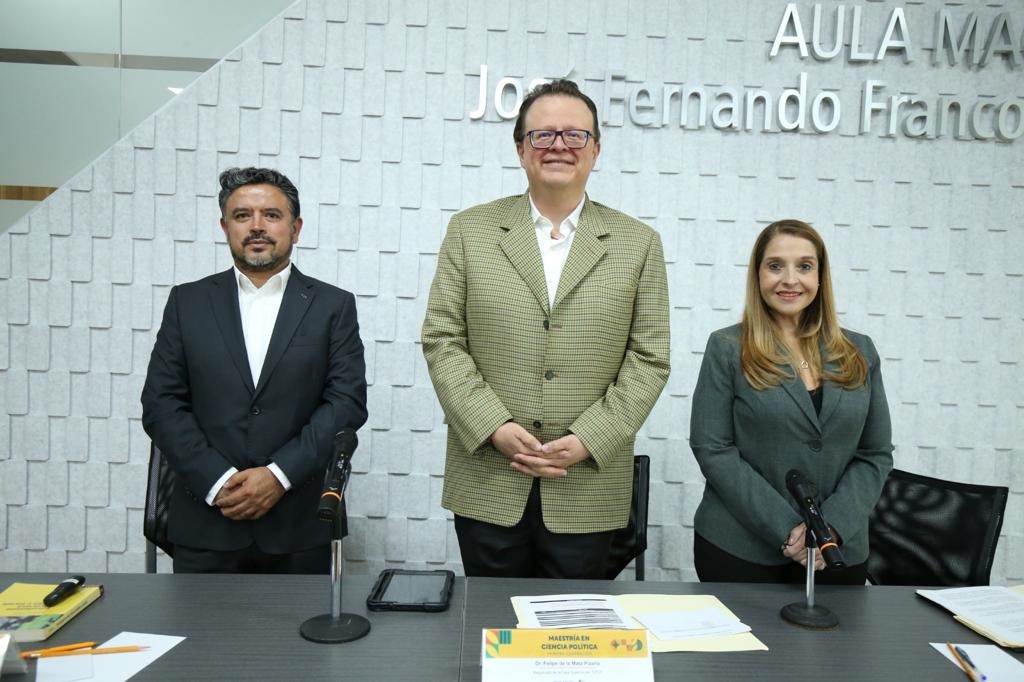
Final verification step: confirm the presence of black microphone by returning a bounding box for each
[318,430,358,521]
[43,575,85,607]
[785,469,846,569]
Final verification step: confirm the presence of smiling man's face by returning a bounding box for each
[517,94,601,200]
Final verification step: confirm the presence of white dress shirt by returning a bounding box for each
[530,195,585,310]
[205,264,294,505]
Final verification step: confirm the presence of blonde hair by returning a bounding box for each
[740,219,867,390]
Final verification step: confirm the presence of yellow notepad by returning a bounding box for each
[0,582,104,643]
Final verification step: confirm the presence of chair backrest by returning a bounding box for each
[144,443,176,571]
[867,468,1008,587]
[605,455,650,581]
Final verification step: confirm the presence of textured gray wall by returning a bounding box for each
[1,0,1021,583]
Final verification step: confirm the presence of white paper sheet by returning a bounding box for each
[918,587,1024,645]
[512,594,640,630]
[632,607,751,641]
[33,654,93,682]
[37,632,184,682]
[930,642,1024,682]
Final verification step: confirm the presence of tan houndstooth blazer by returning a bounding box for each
[422,193,670,533]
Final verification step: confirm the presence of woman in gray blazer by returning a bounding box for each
[690,219,893,583]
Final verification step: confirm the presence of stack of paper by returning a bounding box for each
[510,593,767,653]
[632,606,751,641]
[917,586,1024,648]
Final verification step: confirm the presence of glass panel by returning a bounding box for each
[122,0,295,58]
[0,63,120,187]
[0,201,36,229]
[0,0,120,53]
[0,0,296,233]
[120,68,201,133]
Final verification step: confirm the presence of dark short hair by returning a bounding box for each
[513,79,601,144]
[218,167,301,219]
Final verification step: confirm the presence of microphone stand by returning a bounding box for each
[300,460,371,643]
[780,527,839,629]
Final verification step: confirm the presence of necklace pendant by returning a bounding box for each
[799,360,809,370]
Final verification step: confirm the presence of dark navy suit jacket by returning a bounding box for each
[141,267,367,553]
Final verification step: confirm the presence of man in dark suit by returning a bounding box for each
[141,167,367,574]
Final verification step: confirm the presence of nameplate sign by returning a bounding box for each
[480,628,653,682]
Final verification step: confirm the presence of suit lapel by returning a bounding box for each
[210,269,256,395]
[781,373,821,432]
[553,197,608,310]
[818,353,843,427]
[499,194,550,315]
[255,267,314,396]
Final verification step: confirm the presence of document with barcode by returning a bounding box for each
[512,594,641,630]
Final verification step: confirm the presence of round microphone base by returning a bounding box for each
[780,602,839,629]
[299,613,371,643]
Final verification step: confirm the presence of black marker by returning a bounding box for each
[43,576,85,607]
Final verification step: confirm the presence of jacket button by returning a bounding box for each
[543,320,549,330]
[533,420,542,429]
[544,370,555,380]
[250,406,261,416]
[808,439,822,452]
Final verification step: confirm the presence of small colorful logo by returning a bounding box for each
[610,638,644,652]
[484,629,513,658]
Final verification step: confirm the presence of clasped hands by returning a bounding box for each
[780,522,827,571]
[490,422,590,479]
[214,467,285,521]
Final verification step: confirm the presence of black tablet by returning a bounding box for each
[366,569,455,612]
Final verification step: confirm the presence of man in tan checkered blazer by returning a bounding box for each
[422,80,670,578]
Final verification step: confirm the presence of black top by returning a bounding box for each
[810,386,823,414]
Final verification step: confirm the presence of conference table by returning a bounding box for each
[3,572,1021,680]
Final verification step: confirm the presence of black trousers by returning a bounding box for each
[173,543,330,575]
[454,478,615,579]
[694,533,868,585]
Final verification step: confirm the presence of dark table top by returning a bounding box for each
[4,573,1022,681]
[2,572,466,681]
[459,578,1024,681]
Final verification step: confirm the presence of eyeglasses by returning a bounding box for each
[524,129,594,149]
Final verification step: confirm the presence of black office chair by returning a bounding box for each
[867,468,1008,587]
[605,455,650,581]
[144,444,176,572]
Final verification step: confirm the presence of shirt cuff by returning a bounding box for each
[206,467,239,506]
[267,462,292,491]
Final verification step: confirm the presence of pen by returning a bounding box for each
[42,575,86,607]
[946,642,987,682]
[23,646,149,659]
[19,642,96,658]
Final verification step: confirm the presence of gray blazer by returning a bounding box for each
[422,194,670,533]
[689,324,893,565]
